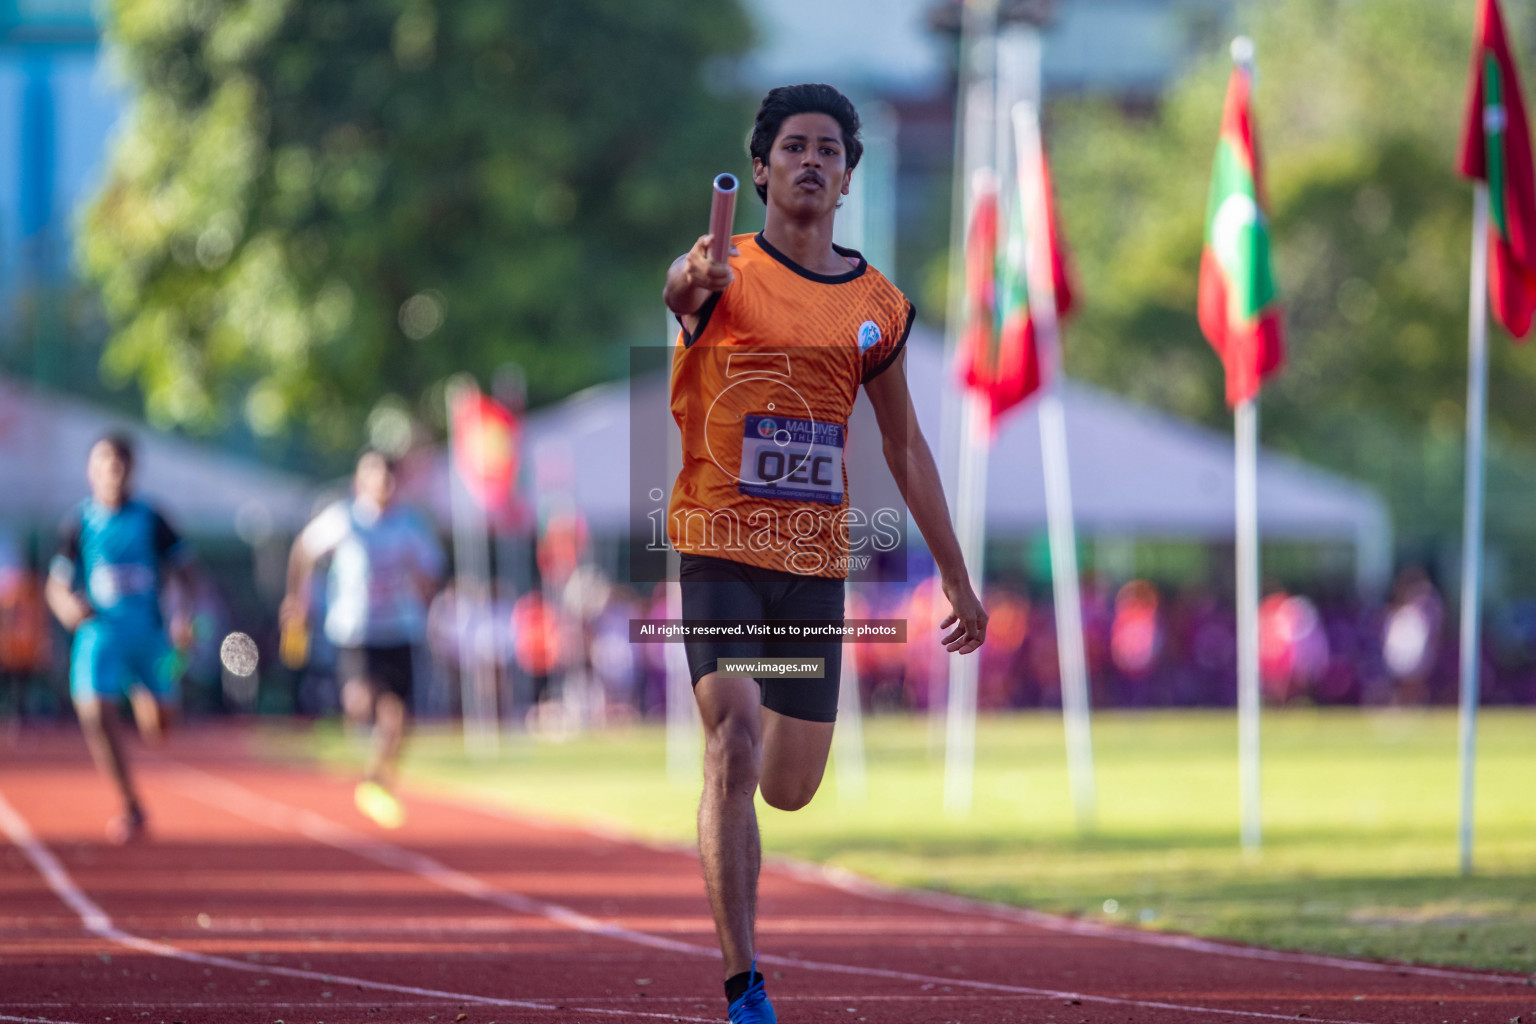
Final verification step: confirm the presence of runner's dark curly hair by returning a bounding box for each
[748,84,863,203]
[94,431,136,471]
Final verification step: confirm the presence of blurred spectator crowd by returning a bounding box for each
[844,567,1536,713]
[6,552,1536,727]
[268,562,1536,724]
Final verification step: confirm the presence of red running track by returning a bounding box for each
[1,724,1533,1024]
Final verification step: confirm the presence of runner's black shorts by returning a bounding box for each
[335,644,414,703]
[679,553,844,723]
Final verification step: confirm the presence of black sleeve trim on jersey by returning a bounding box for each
[149,508,187,563]
[50,508,84,587]
[678,290,722,349]
[55,510,82,566]
[862,301,916,384]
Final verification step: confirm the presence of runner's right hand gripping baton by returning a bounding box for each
[709,173,738,266]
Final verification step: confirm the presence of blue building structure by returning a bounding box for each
[0,0,122,329]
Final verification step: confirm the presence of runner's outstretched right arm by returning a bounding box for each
[664,235,738,330]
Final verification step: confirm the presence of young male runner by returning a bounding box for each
[281,449,444,828]
[662,83,988,1023]
[45,434,194,843]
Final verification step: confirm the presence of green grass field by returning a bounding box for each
[290,708,1536,973]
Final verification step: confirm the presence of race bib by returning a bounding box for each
[738,415,844,505]
[88,564,155,608]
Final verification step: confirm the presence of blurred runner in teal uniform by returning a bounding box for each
[45,434,194,843]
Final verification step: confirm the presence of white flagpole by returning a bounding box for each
[1458,182,1490,876]
[664,580,699,783]
[940,0,1000,815]
[945,391,988,816]
[1235,395,1261,851]
[940,1,994,523]
[835,598,868,804]
[1013,101,1096,831]
[935,0,994,757]
[661,307,701,783]
[1228,35,1262,854]
[447,376,499,758]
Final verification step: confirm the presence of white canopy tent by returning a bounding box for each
[0,377,320,536]
[411,328,1393,592]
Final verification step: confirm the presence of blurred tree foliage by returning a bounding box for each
[81,0,752,448]
[1045,0,1536,582]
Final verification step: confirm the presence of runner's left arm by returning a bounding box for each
[864,351,987,655]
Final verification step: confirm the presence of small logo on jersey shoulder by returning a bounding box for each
[756,418,778,438]
[857,320,882,352]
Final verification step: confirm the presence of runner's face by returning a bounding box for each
[355,454,397,507]
[754,112,851,220]
[86,442,130,507]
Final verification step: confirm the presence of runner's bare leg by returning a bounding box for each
[696,673,835,978]
[369,691,408,789]
[128,687,172,745]
[696,673,764,978]
[75,698,141,815]
[759,708,834,812]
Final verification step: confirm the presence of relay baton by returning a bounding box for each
[708,172,738,265]
[279,616,309,669]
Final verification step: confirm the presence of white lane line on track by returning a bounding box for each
[431,784,1536,990]
[166,766,708,957]
[792,860,1536,989]
[165,764,1383,1024]
[0,1015,92,1024]
[0,788,717,1024]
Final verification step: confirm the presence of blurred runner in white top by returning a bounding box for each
[282,450,444,827]
[299,480,443,649]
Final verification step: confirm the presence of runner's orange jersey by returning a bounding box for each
[669,232,914,578]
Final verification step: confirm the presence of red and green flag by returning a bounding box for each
[1198,65,1285,407]
[1457,0,1536,340]
[451,390,521,513]
[958,156,1076,429]
[957,174,1001,406]
[991,144,1075,422]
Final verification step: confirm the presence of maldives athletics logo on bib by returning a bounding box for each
[756,417,777,438]
[857,320,881,352]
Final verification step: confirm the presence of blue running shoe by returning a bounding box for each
[727,957,776,1024]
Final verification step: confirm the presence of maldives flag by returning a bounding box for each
[1198,65,1285,407]
[451,390,520,513]
[991,144,1075,422]
[1457,0,1536,340]
[957,174,1001,405]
